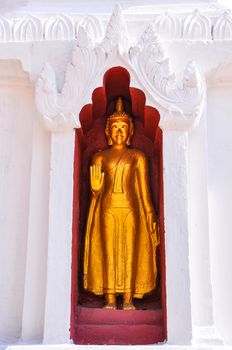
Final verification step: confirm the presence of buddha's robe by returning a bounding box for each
[84,147,160,297]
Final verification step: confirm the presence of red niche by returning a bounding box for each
[71,66,166,345]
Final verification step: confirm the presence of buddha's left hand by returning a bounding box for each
[147,213,160,245]
[147,212,156,234]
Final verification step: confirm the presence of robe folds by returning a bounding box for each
[83,158,160,298]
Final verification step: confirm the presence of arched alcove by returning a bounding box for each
[71,66,166,345]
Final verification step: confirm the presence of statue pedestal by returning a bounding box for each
[74,307,165,345]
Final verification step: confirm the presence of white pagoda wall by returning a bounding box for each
[0,39,232,347]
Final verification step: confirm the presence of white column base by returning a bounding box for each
[193,326,224,346]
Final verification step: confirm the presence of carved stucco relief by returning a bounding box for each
[35,5,204,133]
[0,8,232,42]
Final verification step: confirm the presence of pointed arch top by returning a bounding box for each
[35,4,204,133]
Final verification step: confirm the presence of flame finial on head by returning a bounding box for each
[116,96,124,113]
[107,97,130,120]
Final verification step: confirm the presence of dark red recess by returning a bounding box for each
[71,66,166,345]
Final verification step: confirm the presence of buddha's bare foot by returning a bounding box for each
[123,302,136,310]
[104,293,116,309]
[104,303,117,310]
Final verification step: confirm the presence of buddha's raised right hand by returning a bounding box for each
[90,164,105,195]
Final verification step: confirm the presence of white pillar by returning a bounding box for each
[188,105,223,345]
[21,117,51,342]
[43,131,75,344]
[162,130,192,345]
[188,110,213,327]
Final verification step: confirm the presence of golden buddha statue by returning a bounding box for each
[83,97,160,310]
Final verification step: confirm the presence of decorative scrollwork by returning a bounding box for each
[154,12,181,40]
[60,27,105,116]
[213,11,232,40]
[130,23,174,98]
[36,25,106,132]
[44,15,75,41]
[182,10,211,40]
[101,4,129,53]
[0,17,12,41]
[14,16,43,41]
[77,15,103,42]
[129,24,203,120]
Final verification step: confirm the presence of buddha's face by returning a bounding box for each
[109,119,130,146]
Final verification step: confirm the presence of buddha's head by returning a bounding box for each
[105,97,134,146]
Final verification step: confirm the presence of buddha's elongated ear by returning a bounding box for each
[105,125,113,145]
[126,121,134,146]
[107,135,113,146]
